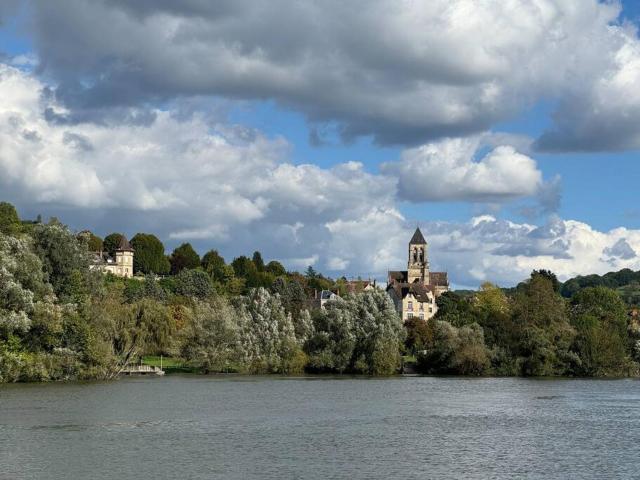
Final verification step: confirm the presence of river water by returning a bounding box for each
[1,375,639,479]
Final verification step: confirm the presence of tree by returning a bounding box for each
[0,202,20,235]
[234,288,305,374]
[252,251,265,272]
[131,233,170,274]
[434,291,477,327]
[569,287,631,376]
[305,265,317,279]
[231,256,268,290]
[103,233,124,258]
[170,243,200,274]
[174,269,214,299]
[231,256,256,279]
[86,232,103,252]
[201,249,226,281]
[416,321,490,375]
[511,273,576,376]
[31,222,98,300]
[272,277,307,320]
[306,290,405,375]
[180,296,241,372]
[404,317,432,353]
[265,260,286,276]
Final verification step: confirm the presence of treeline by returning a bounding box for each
[409,271,640,376]
[560,268,640,304]
[0,202,403,382]
[3,200,640,382]
[88,231,339,296]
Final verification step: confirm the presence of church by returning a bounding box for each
[387,227,449,322]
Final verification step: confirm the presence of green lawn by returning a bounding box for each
[142,355,185,368]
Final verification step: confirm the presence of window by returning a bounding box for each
[429,307,433,313]
[419,313,424,320]
[407,301,413,311]
[419,303,424,311]
[407,312,413,319]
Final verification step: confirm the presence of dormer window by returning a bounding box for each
[407,301,413,311]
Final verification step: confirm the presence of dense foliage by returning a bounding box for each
[410,273,639,377]
[2,201,640,382]
[0,203,404,381]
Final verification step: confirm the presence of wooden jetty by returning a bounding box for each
[119,365,165,376]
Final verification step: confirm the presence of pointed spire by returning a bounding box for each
[117,235,134,252]
[409,227,426,245]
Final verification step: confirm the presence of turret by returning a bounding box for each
[407,227,429,284]
[115,235,134,278]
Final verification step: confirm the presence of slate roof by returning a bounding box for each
[409,227,427,245]
[387,282,435,302]
[117,235,134,252]
[388,270,408,283]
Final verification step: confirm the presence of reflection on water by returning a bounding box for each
[1,375,639,479]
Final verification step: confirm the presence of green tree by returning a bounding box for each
[31,222,98,300]
[86,232,103,252]
[570,287,631,376]
[511,272,576,376]
[201,249,226,281]
[180,295,241,373]
[416,321,490,375]
[305,265,317,279]
[252,251,265,272]
[131,233,170,274]
[434,291,477,327]
[174,269,214,299]
[0,201,20,235]
[103,233,124,258]
[265,260,286,276]
[170,243,200,274]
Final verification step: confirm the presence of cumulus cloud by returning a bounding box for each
[381,136,542,203]
[3,61,640,288]
[422,216,640,287]
[536,24,640,151]
[8,0,636,149]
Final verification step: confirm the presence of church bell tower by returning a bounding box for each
[407,227,429,284]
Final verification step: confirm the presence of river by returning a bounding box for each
[1,375,639,479]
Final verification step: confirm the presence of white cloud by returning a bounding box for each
[381,136,542,202]
[423,216,640,288]
[3,62,640,288]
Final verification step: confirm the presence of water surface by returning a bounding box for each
[1,375,639,479]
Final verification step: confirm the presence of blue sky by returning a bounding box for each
[2,1,640,287]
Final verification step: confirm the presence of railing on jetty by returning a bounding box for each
[119,364,165,376]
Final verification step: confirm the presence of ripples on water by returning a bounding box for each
[1,376,639,479]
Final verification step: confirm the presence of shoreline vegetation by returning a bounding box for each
[2,200,640,383]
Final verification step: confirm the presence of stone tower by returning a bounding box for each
[115,235,134,278]
[407,227,429,284]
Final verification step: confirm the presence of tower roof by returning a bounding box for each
[116,235,133,252]
[409,227,426,245]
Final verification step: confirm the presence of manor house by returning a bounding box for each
[92,235,134,278]
[387,228,449,322]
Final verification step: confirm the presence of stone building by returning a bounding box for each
[312,289,340,309]
[92,235,135,278]
[387,227,449,322]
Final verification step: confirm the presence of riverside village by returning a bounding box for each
[91,227,449,325]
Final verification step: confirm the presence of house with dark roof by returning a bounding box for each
[387,227,449,322]
[92,235,135,278]
[312,289,340,309]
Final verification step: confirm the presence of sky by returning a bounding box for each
[1,0,640,288]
